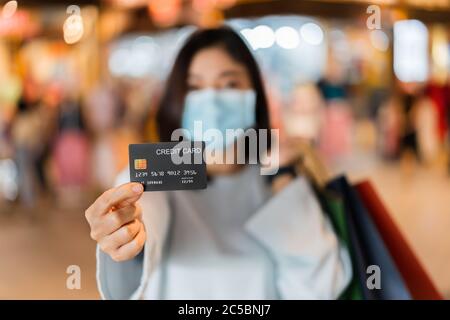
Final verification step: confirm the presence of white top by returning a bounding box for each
[96,165,352,300]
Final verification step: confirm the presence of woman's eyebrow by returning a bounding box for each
[218,70,244,78]
[187,73,202,80]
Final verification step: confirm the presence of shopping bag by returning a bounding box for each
[296,143,372,299]
[314,187,364,300]
[327,176,411,300]
[355,181,443,300]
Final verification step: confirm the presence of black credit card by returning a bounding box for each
[129,141,207,191]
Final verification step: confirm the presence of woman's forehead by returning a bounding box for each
[189,47,246,76]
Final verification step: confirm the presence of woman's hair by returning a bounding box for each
[156,26,271,142]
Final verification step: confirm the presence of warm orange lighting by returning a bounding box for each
[109,0,148,8]
[148,0,181,27]
[192,0,237,12]
[213,0,237,9]
[192,0,213,13]
[431,25,449,85]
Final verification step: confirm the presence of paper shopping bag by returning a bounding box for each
[327,176,411,300]
[355,181,442,300]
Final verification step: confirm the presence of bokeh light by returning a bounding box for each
[300,22,324,46]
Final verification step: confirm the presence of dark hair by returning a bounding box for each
[156,26,271,143]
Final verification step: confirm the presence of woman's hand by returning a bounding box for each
[85,182,146,262]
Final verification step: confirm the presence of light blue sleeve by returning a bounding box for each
[95,169,172,300]
[96,247,143,300]
[244,176,353,300]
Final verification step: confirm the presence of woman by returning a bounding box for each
[85,27,352,299]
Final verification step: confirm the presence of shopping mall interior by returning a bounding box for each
[0,0,450,299]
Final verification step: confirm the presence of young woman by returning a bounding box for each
[85,27,352,299]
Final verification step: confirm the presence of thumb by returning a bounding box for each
[115,183,144,209]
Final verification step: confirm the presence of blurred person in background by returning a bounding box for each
[426,83,448,147]
[11,77,54,208]
[85,27,352,300]
[415,94,440,166]
[447,85,450,174]
[84,84,125,191]
[439,81,450,174]
[38,82,61,189]
[377,94,404,160]
[377,81,441,169]
[51,84,91,207]
[317,55,353,162]
[282,83,325,144]
[0,69,21,205]
[84,83,140,192]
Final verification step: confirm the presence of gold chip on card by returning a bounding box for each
[134,159,147,170]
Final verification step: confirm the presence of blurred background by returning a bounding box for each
[0,0,450,299]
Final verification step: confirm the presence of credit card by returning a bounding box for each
[129,141,207,191]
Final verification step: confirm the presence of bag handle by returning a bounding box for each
[293,141,330,189]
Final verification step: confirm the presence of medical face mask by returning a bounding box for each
[182,89,256,150]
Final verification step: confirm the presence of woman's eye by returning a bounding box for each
[187,84,201,91]
[224,81,240,89]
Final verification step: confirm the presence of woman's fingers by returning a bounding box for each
[85,184,147,262]
[98,219,141,254]
[110,223,147,262]
[86,183,144,220]
[90,203,142,241]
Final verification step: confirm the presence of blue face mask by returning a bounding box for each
[182,89,256,150]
